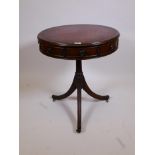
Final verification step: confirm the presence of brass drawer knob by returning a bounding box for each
[110,45,113,50]
[79,49,86,57]
[47,47,52,53]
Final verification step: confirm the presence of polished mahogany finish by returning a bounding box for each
[37,24,120,133]
[38,24,119,60]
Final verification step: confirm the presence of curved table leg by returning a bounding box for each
[52,82,76,101]
[82,79,110,102]
[76,86,82,133]
[51,60,110,133]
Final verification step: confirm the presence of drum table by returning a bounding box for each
[37,24,120,133]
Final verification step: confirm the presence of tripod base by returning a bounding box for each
[52,60,109,133]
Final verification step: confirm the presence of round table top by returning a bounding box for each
[38,24,119,47]
[38,24,120,60]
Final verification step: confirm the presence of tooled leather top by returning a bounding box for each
[38,24,120,47]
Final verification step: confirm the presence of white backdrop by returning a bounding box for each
[20,0,134,155]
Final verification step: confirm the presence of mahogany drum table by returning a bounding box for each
[37,24,120,133]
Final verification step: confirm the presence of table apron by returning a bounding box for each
[38,38,119,60]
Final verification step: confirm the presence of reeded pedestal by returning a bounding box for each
[52,60,109,132]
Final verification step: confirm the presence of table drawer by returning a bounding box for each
[39,37,118,60]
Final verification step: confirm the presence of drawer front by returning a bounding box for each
[39,38,119,60]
